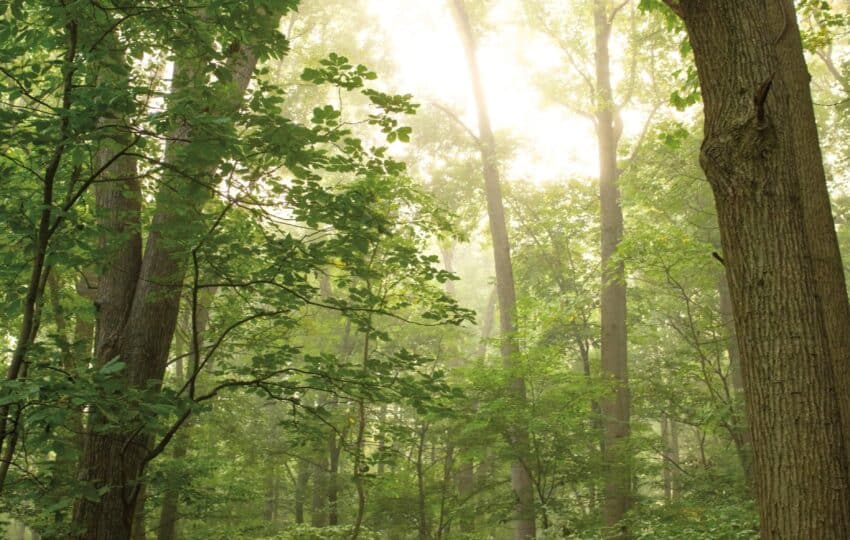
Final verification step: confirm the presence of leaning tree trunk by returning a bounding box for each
[671,1,850,536]
[450,1,536,537]
[593,1,631,535]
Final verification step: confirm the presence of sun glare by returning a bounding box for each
[369,0,603,184]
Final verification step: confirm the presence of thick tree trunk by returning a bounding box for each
[131,487,147,540]
[775,0,850,458]
[593,1,630,534]
[71,42,144,540]
[73,42,259,540]
[450,2,535,537]
[677,1,850,536]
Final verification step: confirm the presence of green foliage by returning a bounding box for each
[269,524,380,540]
[12,0,850,537]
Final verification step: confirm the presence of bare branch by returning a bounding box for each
[427,101,480,144]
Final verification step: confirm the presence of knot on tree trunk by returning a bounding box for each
[700,117,778,197]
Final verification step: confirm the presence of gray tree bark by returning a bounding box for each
[593,1,631,535]
[449,1,536,537]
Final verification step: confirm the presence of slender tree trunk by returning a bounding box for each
[326,322,353,528]
[156,290,215,540]
[675,1,850,536]
[328,429,341,526]
[593,1,630,534]
[294,460,309,525]
[0,17,77,486]
[477,287,497,359]
[155,373,189,540]
[450,2,535,537]
[416,425,430,540]
[311,448,328,527]
[717,276,754,488]
[456,459,474,534]
[661,416,672,503]
[441,244,475,534]
[669,419,679,500]
[717,277,743,392]
[659,415,680,503]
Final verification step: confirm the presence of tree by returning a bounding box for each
[449,1,537,537]
[73,6,285,535]
[592,1,632,532]
[660,0,850,535]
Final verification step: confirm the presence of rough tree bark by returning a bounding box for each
[667,0,850,536]
[593,1,631,534]
[72,37,260,540]
[449,1,536,537]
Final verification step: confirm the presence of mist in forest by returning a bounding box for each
[2,1,850,539]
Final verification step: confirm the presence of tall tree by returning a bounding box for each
[72,5,289,537]
[662,0,850,536]
[449,1,536,537]
[593,1,631,533]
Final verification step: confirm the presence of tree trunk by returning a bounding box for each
[416,425,430,540]
[661,416,672,503]
[156,289,215,540]
[676,1,850,536]
[155,367,189,540]
[328,429,341,526]
[294,460,309,525]
[593,1,630,534]
[456,459,474,534]
[776,0,850,461]
[660,415,680,503]
[669,419,679,501]
[71,41,143,540]
[477,287,497,359]
[450,2,535,537]
[73,40,259,540]
[717,276,754,488]
[131,487,147,540]
[311,448,328,527]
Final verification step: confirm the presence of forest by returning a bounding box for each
[4,0,850,539]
